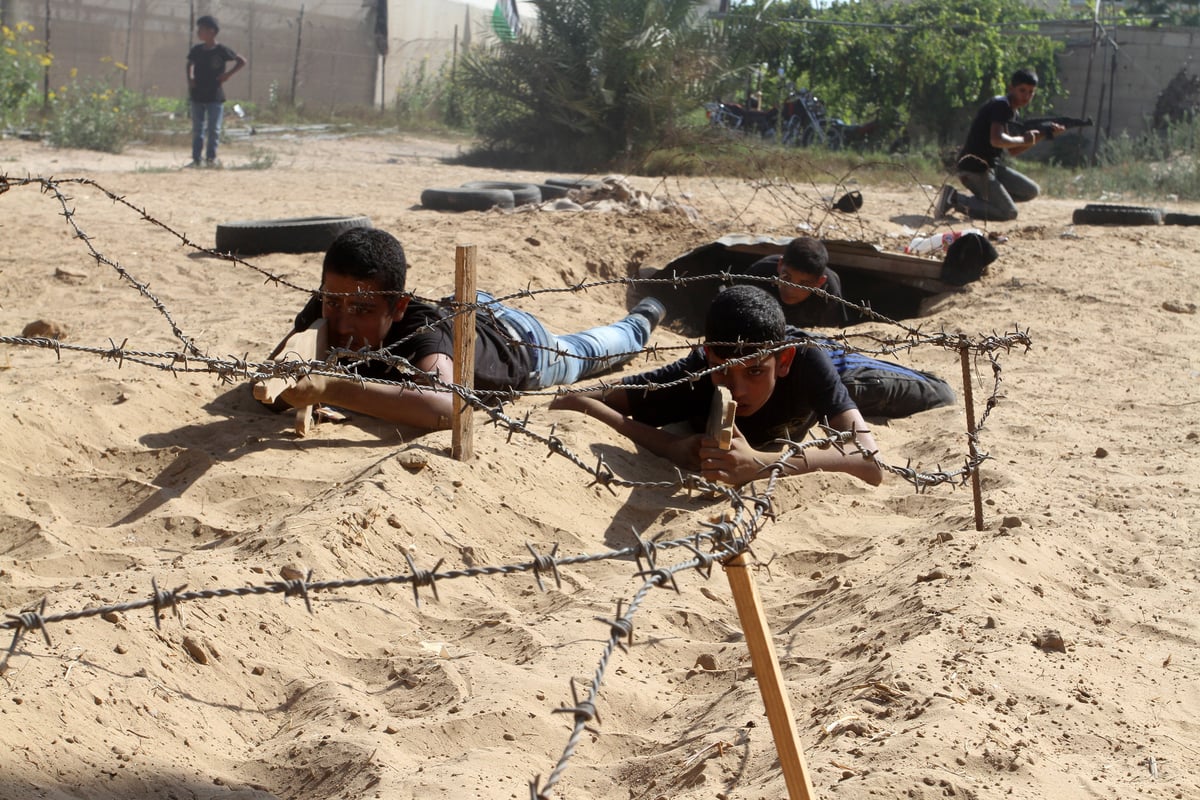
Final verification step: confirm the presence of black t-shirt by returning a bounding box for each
[293,296,533,391]
[187,43,240,103]
[620,332,856,448]
[738,256,851,328]
[958,95,1015,172]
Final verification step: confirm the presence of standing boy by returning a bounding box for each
[186,15,246,167]
[935,68,1063,222]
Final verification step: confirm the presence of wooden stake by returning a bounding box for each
[724,552,817,800]
[452,244,477,461]
[253,318,327,437]
[711,385,814,797]
[958,345,984,531]
[707,385,736,450]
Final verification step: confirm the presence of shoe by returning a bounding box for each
[186,160,201,168]
[629,296,667,330]
[933,184,957,218]
[206,159,221,169]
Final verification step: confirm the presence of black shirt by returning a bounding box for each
[294,296,533,391]
[958,95,1015,172]
[187,43,241,103]
[738,256,851,328]
[620,334,856,448]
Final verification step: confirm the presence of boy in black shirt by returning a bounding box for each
[268,228,664,430]
[935,68,1063,222]
[738,236,852,328]
[186,15,246,167]
[551,285,882,486]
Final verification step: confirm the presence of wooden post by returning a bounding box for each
[253,318,327,437]
[958,345,985,531]
[452,244,476,461]
[290,5,304,106]
[724,553,817,800]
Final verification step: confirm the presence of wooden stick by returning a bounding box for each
[958,344,984,530]
[707,385,736,450]
[253,318,327,436]
[724,552,817,800]
[452,244,476,461]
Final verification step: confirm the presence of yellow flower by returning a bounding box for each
[3,47,15,56]
[115,61,128,71]
[70,67,78,78]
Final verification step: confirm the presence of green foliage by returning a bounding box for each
[456,0,724,168]
[713,0,1064,148]
[45,61,150,153]
[1127,0,1200,26]
[0,22,51,129]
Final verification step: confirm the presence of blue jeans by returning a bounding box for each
[957,162,1039,222]
[191,101,224,162]
[477,292,651,388]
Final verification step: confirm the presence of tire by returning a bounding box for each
[460,181,542,205]
[1071,204,1164,226]
[542,177,602,191]
[1164,212,1200,226]
[420,187,515,212]
[536,183,571,200]
[215,215,372,256]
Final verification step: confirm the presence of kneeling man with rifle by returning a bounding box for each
[933,68,1077,222]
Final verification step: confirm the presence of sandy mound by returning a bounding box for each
[0,130,1198,799]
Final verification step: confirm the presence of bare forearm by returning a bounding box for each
[554,394,695,468]
[284,377,453,430]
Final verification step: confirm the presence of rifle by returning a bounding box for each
[1008,116,1093,138]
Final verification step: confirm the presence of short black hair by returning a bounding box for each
[705,285,786,359]
[322,227,407,304]
[780,237,828,277]
[1010,68,1038,88]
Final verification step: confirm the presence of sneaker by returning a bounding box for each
[629,296,667,330]
[185,160,201,169]
[206,159,221,169]
[933,184,957,219]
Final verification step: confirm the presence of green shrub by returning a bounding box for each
[0,21,51,130]
[45,61,150,152]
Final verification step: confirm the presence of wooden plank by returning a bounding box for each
[823,240,951,284]
[706,385,736,450]
[724,551,817,800]
[452,244,476,461]
[252,319,327,436]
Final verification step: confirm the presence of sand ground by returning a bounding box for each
[0,129,1198,800]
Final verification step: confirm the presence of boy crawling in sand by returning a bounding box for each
[262,227,666,429]
[551,285,884,486]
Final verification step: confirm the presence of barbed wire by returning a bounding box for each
[2,170,1024,798]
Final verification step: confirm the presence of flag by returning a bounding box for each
[492,0,520,42]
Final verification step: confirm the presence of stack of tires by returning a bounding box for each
[419,178,601,212]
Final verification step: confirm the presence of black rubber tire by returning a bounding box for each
[542,177,602,191]
[215,215,372,255]
[536,183,571,200]
[420,186,515,212]
[1071,204,1164,226]
[460,181,542,205]
[1164,212,1200,226]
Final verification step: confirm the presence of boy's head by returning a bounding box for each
[196,15,219,35]
[1008,68,1039,109]
[775,237,829,305]
[320,227,410,351]
[704,285,795,417]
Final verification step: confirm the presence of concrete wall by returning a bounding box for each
[0,0,510,112]
[1042,22,1200,139]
